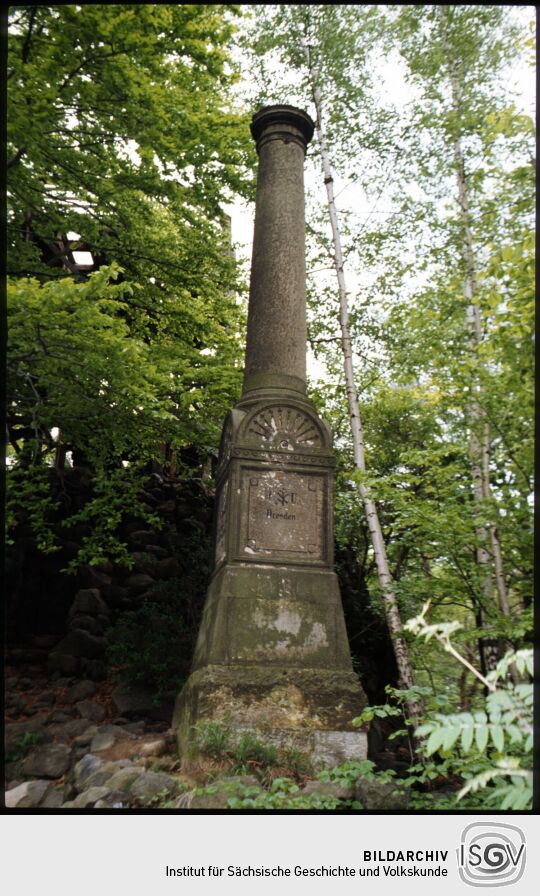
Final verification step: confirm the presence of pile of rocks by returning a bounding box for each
[5,671,180,809]
[5,669,413,811]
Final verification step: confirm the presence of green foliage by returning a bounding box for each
[224,759,403,810]
[226,777,345,811]
[414,660,532,809]
[232,733,279,771]
[6,467,60,553]
[353,685,433,757]
[8,5,255,277]
[457,760,532,811]
[6,259,242,567]
[317,758,396,789]
[245,7,532,700]
[60,465,163,573]
[406,606,533,809]
[195,721,232,760]
[192,729,407,810]
[350,621,532,811]
[7,263,201,463]
[7,5,254,572]
[135,785,181,810]
[281,748,313,782]
[194,723,284,779]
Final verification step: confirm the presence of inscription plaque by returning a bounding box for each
[243,470,324,560]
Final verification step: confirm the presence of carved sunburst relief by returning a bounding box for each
[246,406,321,450]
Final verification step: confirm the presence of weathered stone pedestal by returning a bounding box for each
[173,106,367,767]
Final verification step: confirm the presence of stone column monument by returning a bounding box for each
[173,105,367,767]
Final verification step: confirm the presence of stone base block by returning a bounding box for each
[173,664,367,768]
[192,563,354,671]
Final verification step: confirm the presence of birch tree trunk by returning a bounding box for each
[301,39,418,716]
[442,13,512,630]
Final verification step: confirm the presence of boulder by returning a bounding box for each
[69,614,105,635]
[38,690,57,705]
[20,743,72,779]
[5,780,51,808]
[124,574,155,595]
[300,780,355,801]
[49,629,106,661]
[157,499,176,515]
[83,760,135,790]
[111,682,156,718]
[155,558,178,580]
[73,726,99,748]
[354,778,410,811]
[80,659,107,681]
[69,588,109,618]
[145,545,169,559]
[47,654,80,676]
[130,552,158,575]
[105,767,144,792]
[121,720,146,734]
[128,530,161,546]
[93,796,126,809]
[47,719,95,742]
[40,788,65,808]
[140,738,168,758]
[129,771,178,804]
[65,680,97,704]
[65,786,114,808]
[73,753,103,790]
[90,730,116,752]
[75,700,106,723]
[47,710,76,723]
[5,718,51,753]
[79,566,113,592]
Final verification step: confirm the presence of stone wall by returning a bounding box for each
[5,468,213,691]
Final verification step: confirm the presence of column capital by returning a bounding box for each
[250,105,315,155]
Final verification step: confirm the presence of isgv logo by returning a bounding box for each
[457,822,526,887]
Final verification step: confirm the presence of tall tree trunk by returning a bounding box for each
[453,138,511,622]
[440,8,512,658]
[301,39,418,718]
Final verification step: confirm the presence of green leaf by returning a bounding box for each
[490,725,505,753]
[425,729,445,756]
[461,718,475,753]
[475,724,489,754]
[442,726,460,751]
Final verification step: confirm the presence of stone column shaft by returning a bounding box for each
[243,106,314,396]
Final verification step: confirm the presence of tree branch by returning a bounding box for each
[7,146,27,169]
